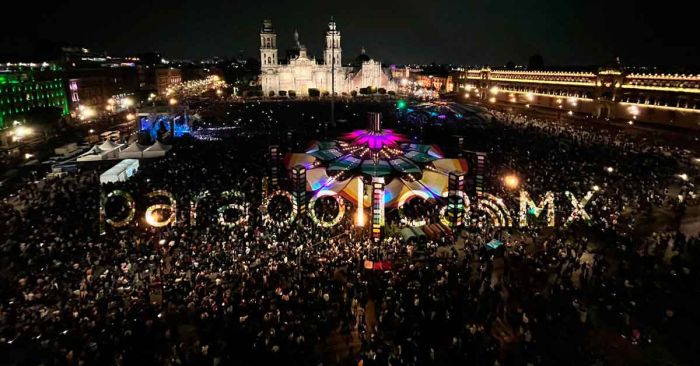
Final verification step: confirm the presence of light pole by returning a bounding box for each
[330,17,336,129]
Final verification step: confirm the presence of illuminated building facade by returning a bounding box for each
[459,68,700,127]
[0,63,69,130]
[413,74,454,93]
[259,20,396,96]
[156,68,182,96]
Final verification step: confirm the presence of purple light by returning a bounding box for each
[438,114,446,119]
[342,129,406,151]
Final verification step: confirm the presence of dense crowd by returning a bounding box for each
[1,101,699,365]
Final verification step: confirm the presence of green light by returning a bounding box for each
[396,100,407,109]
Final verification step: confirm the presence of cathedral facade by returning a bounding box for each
[259,20,396,96]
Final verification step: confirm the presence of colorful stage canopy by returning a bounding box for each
[284,117,467,205]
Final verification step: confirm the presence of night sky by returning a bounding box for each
[3,0,697,67]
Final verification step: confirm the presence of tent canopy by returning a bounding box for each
[361,159,392,176]
[100,159,139,184]
[328,155,362,171]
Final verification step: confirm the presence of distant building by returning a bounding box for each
[259,19,396,96]
[0,63,69,130]
[413,73,453,93]
[66,66,139,115]
[461,68,700,127]
[156,67,182,96]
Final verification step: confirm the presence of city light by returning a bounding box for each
[78,105,97,120]
[169,98,178,105]
[503,174,520,189]
[489,97,496,103]
[628,105,640,116]
[677,173,689,181]
[14,126,33,138]
[489,86,499,95]
[126,113,135,121]
[121,97,134,108]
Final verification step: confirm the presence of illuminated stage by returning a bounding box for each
[400,101,491,126]
[284,112,468,240]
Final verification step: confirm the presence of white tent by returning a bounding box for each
[143,140,172,158]
[77,145,107,162]
[100,159,140,184]
[119,142,148,159]
[98,140,124,159]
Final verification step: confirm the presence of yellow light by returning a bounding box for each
[503,174,519,190]
[169,98,178,105]
[356,179,365,227]
[489,97,496,103]
[121,97,134,108]
[24,153,34,160]
[489,86,499,95]
[592,185,600,192]
[80,107,96,119]
[14,126,33,138]
[126,113,135,121]
[526,93,534,101]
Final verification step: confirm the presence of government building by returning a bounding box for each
[259,20,396,96]
[456,67,699,128]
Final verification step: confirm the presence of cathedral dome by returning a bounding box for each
[353,47,371,67]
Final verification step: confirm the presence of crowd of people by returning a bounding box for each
[1,100,699,365]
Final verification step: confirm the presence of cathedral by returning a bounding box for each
[259,19,396,96]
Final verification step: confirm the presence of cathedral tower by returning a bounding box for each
[260,20,278,69]
[324,19,342,67]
